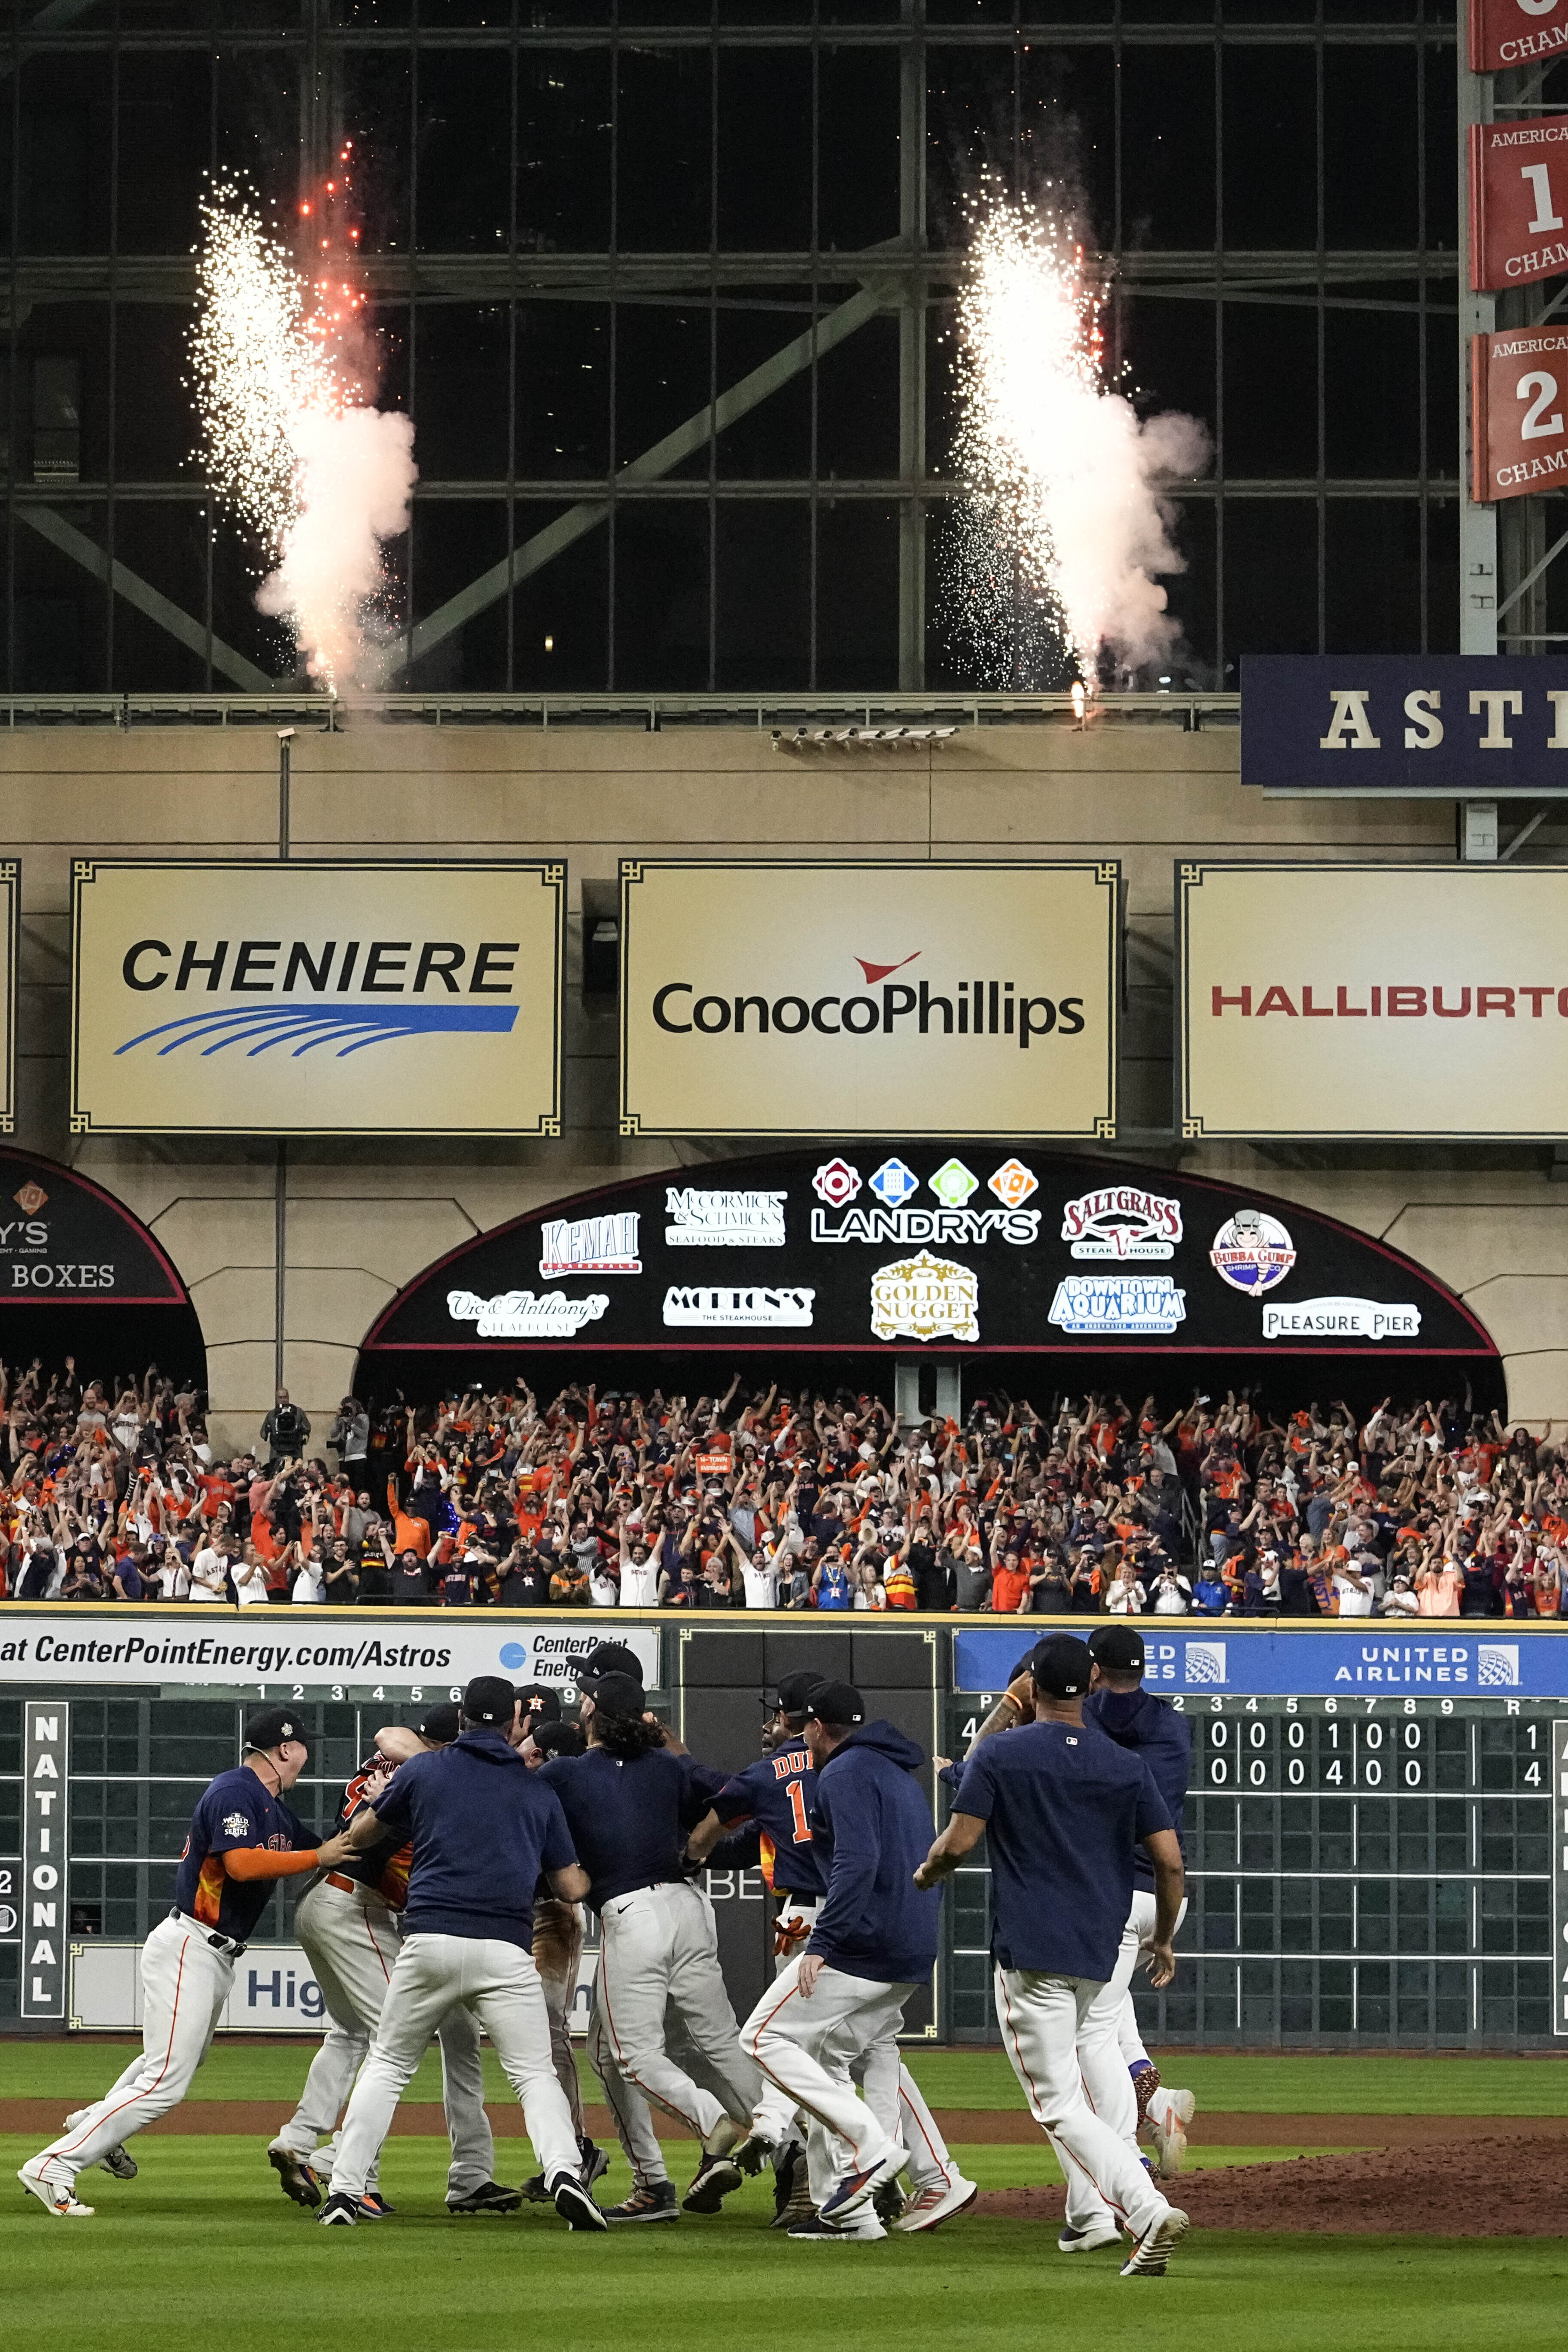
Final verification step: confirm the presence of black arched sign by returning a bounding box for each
[360,1146,1497,1376]
[0,1147,206,1388]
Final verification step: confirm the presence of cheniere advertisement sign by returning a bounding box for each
[1178,862,1568,1141]
[617,859,1119,1139]
[70,860,565,1137]
[1241,655,1568,794]
[361,1145,1493,1362]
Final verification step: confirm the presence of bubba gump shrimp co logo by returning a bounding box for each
[870,1250,980,1344]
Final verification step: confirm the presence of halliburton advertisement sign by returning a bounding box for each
[1179,862,1568,1141]
[617,859,1119,1139]
[70,860,565,1137]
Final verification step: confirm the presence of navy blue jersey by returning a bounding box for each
[372,1729,577,1949]
[538,1744,725,1911]
[172,1765,311,1944]
[807,1723,941,1984]
[712,1744,825,1899]
[953,1719,1171,1980]
[1084,1685,1193,1890]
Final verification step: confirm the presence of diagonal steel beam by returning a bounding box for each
[17,505,273,689]
[408,279,890,664]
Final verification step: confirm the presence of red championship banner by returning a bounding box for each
[1470,0,1568,73]
[1471,326,1568,503]
[1470,118,1568,288]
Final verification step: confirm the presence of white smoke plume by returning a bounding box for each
[189,179,417,694]
[941,186,1210,689]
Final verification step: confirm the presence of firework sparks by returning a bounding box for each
[941,183,1208,691]
[188,160,415,694]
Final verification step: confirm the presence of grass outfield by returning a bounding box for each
[2,2136,1563,2352]
[3,2041,1562,2113]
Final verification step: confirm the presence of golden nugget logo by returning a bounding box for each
[869,1250,979,1344]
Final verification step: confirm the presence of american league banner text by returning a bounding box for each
[618,858,1120,1139]
[70,859,565,1137]
[1178,862,1568,1140]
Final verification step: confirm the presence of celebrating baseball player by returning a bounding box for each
[19,1705,356,2218]
[737,1680,944,2242]
[315,1675,606,2231]
[536,1664,760,2222]
[915,1632,1191,2277]
[517,1716,609,2203]
[265,1699,520,2218]
[685,1668,974,2235]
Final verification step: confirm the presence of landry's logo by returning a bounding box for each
[651,954,1085,1048]
[113,935,523,1061]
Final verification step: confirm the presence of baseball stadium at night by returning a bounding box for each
[0,1,1565,2345]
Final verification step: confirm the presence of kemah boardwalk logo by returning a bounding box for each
[539,1212,642,1277]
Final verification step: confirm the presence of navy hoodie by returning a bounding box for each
[806,1721,941,1984]
[1084,1684,1192,1889]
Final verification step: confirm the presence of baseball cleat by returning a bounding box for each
[731,2129,781,2178]
[1059,2222,1123,2255]
[18,2157,94,2218]
[605,2181,679,2225]
[1149,2089,1196,2179]
[1130,2059,1163,2135]
[578,2137,610,2191]
[521,2171,552,2203]
[819,2148,904,2224]
[267,2144,322,2209]
[551,2173,608,2231]
[894,2174,979,2233]
[872,2175,907,2226]
[682,2151,744,2213]
[317,2191,360,2227]
[447,2181,524,2216]
[356,2191,396,2218]
[65,2113,137,2181]
[787,2212,886,2242]
[770,2148,814,2231]
[1120,2206,1190,2277]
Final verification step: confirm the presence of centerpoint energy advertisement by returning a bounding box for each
[616,858,1119,1138]
[1178,861,1568,1140]
[70,859,565,1137]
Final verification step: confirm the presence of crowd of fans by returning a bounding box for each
[0,1358,1563,1618]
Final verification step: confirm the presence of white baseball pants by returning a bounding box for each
[749,1894,950,2192]
[742,1956,915,2205]
[995,1964,1169,2239]
[1112,1890,1188,2078]
[331,1933,579,2203]
[275,1878,495,2194]
[593,1882,755,2143]
[533,1896,587,2137]
[36,1915,232,2180]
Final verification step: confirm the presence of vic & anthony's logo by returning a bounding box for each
[651,953,1084,1047]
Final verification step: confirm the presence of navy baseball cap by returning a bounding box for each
[461,1675,516,1726]
[588,1671,647,1719]
[1089,1624,1146,1675]
[415,1701,462,1743]
[575,1641,642,1692]
[244,1705,308,1755]
[1028,1634,1094,1699]
[804,1681,865,1728]
[768,1670,828,1717]
[515,1682,563,1724]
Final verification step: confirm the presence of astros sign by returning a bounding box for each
[71,860,564,1136]
[617,859,1119,1139]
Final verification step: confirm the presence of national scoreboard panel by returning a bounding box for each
[944,1639,1568,2051]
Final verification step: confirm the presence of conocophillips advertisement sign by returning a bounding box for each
[617,859,1120,1139]
[1178,861,1568,1140]
[70,861,565,1137]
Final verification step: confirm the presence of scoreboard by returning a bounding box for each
[947,1625,1568,2051]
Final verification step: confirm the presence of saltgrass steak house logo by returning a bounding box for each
[1210,1207,1296,1295]
[1061,1185,1182,1260]
[539,1212,641,1278]
[664,1188,787,1247]
[870,1251,980,1344]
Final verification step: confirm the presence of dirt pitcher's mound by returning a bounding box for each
[977,2133,1568,2236]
